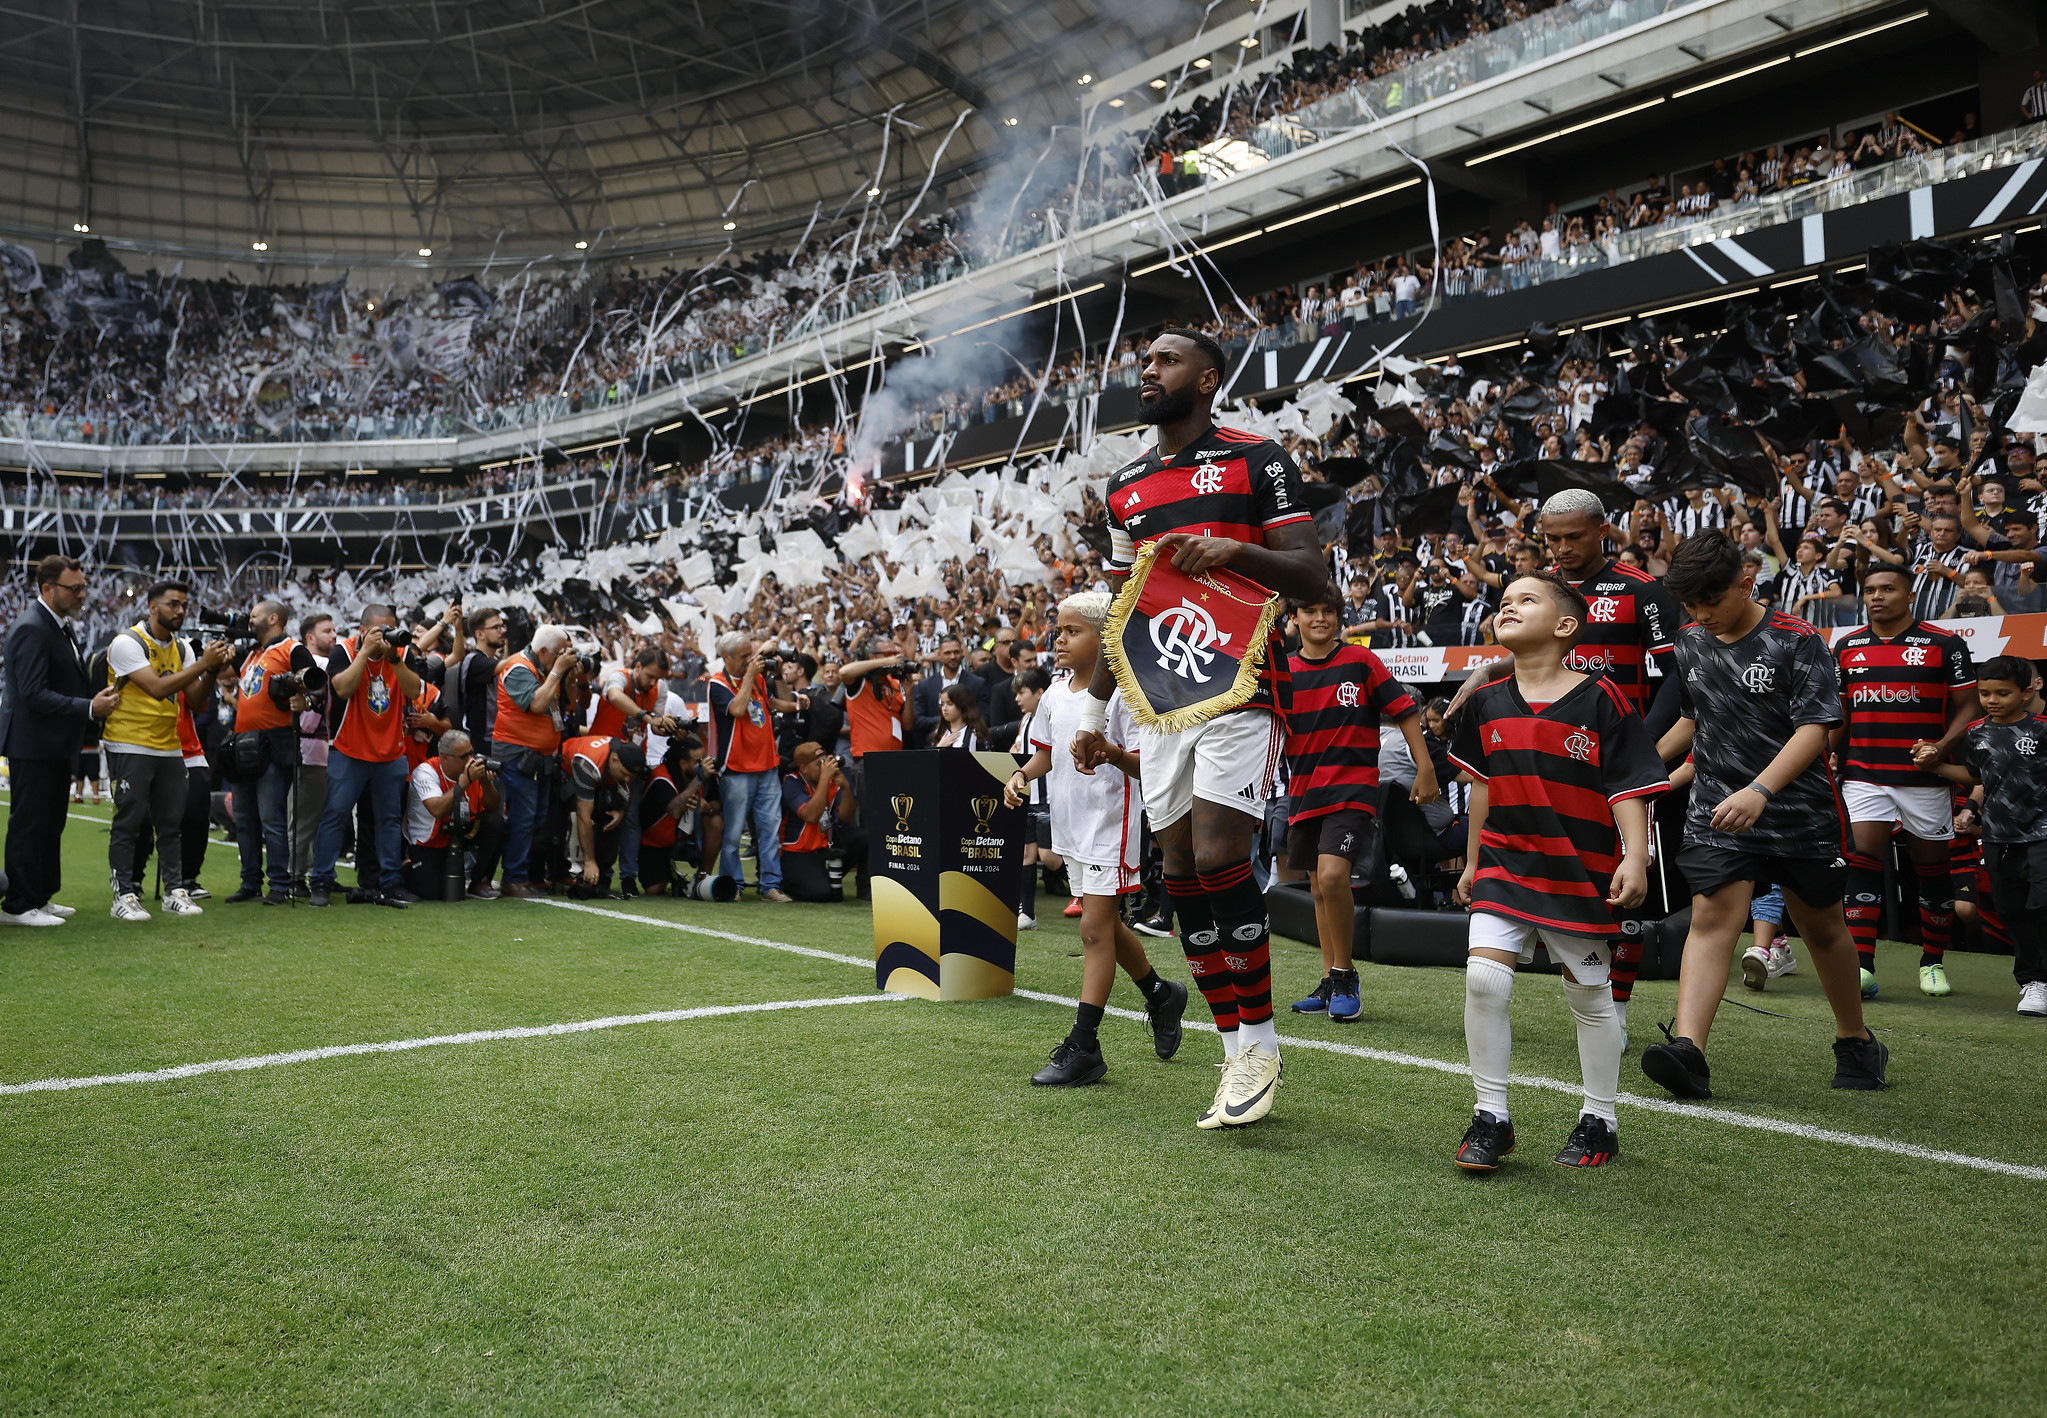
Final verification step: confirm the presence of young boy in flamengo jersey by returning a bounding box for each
[1448,573,1669,1172]
[1830,563,1978,1000]
[1914,657,2047,1017]
[1005,592,1190,1086]
[1642,530,1888,1100]
[1284,593,1439,1022]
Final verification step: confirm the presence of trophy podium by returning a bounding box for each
[861,749,1023,1000]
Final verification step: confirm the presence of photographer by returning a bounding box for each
[773,653,842,768]
[451,606,506,750]
[103,580,234,922]
[709,634,798,903]
[308,605,423,909]
[592,645,680,896]
[779,741,864,903]
[227,602,320,909]
[291,612,337,897]
[562,732,646,898]
[403,729,505,901]
[489,625,585,899]
[639,733,712,894]
[839,637,915,815]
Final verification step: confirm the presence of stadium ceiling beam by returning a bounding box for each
[828,0,992,113]
[67,0,89,229]
[1925,0,2038,47]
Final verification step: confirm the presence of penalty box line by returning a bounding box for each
[0,995,907,1096]
[530,899,2047,1183]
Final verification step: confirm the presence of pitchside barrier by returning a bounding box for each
[863,748,1025,1000]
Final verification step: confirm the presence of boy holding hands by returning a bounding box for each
[1449,572,1669,1171]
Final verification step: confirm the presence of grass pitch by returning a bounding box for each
[1,802,2042,1415]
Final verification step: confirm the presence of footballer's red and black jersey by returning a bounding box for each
[1105,424,1313,716]
[1834,621,1975,786]
[1560,558,1682,717]
[1449,672,1670,936]
[1285,644,1418,823]
[1674,612,1848,857]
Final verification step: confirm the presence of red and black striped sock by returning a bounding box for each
[1198,860,1274,1026]
[1845,853,1884,973]
[1915,861,1953,966]
[1166,875,1237,1036]
[1610,934,1641,1004]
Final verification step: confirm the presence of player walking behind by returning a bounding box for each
[1641,531,1888,1099]
[1285,592,1438,1021]
[1448,574,1669,1171]
[1006,592,1189,1085]
[1913,657,2047,1017]
[1829,564,1977,999]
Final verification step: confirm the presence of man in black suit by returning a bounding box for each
[911,637,988,747]
[2,556,119,925]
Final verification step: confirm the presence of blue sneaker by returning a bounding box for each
[1290,975,1332,1014]
[1328,968,1362,1022]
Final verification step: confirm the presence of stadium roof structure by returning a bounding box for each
[0,0,1205,274]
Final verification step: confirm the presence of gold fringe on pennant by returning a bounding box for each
[1103,540,1283,734]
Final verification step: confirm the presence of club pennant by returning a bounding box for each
[1103,541,1281,733]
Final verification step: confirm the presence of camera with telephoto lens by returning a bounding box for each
[575,650,602,678]
[271,666,328,700]
[192,607,258,660]
[478,757,506,776]
[382,625,415,650]
[677,872,740,902]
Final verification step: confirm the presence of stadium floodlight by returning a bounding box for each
[1671,55,1788,98]
[1794,10,1928,56]
[1193,57,1211,68]
[1109,98,1125,107]
[723,221,737,230]
[418,246,432,256]
[1004,116,1020,125]
[867,186,881,197]
[72,222,89,233]
[366,301,377,310]
[575,240,588,249]
[1078,72,1093,84]
[1241,36,1259,46]
[251,241,268,251]
[1149,78,1167,88]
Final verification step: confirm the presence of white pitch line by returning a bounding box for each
[0,994,906,1096]
[543,900,2047,1182]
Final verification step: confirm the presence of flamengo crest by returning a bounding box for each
[1152,599,1233,682]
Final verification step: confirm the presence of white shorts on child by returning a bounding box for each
[1469,911,1613,987]
[1071,858,1142,898]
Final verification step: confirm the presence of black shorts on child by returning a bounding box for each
[1675,843,1846,908]
[1286,808,1376,872]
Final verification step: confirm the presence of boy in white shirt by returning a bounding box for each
[1005,591,1188,1085]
